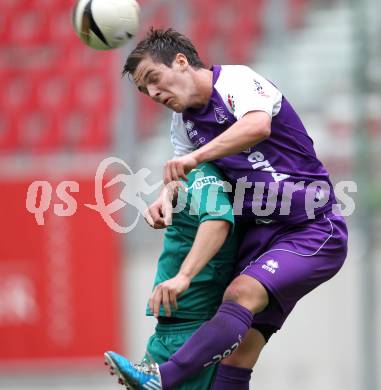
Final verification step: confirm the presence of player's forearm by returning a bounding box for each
[193,111,271,163]
[178,220,230,280]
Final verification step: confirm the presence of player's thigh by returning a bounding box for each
[235,213,348,328]
[221,328,266,369]
[223,274,269,313]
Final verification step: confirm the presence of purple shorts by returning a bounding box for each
[235,212,348,331]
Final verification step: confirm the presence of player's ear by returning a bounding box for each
[174,53,189,71]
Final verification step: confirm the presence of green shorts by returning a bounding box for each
[144,319,216,390]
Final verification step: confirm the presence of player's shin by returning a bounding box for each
[159,301,253,389]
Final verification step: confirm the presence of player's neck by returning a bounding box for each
[188,68,213,110]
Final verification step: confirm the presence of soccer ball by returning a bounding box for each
[73,0,140,50]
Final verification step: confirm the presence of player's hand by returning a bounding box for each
[144,183,180,228]
[149,274,191,317]
[164,154,198,185]
[144,197,167,229]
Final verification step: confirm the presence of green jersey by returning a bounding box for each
[146,162,238,320]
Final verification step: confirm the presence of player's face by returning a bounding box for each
[132,54,195,112]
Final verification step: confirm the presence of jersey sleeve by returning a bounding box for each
[170,112,196,158]
[215,65,283,120]
[186,164,234,228]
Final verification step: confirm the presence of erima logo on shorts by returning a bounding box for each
[262,259,279,274]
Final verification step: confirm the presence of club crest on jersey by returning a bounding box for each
[214,106,228,124]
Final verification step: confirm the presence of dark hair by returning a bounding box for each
[122,28,206,77]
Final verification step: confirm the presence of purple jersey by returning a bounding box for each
[172,65,336,223]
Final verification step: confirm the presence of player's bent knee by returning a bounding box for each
[223,275,269,313]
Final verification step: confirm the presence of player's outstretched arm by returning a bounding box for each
[149,219,231,317]
[164,111,271,184]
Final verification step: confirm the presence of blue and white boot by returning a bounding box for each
[104,351,162,390]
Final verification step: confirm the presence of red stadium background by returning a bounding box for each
[0,178,121,368]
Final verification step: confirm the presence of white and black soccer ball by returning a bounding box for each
[73,0,140,50]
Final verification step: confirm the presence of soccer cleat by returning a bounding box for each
[104,355,130,388]
[104,351,162,390]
